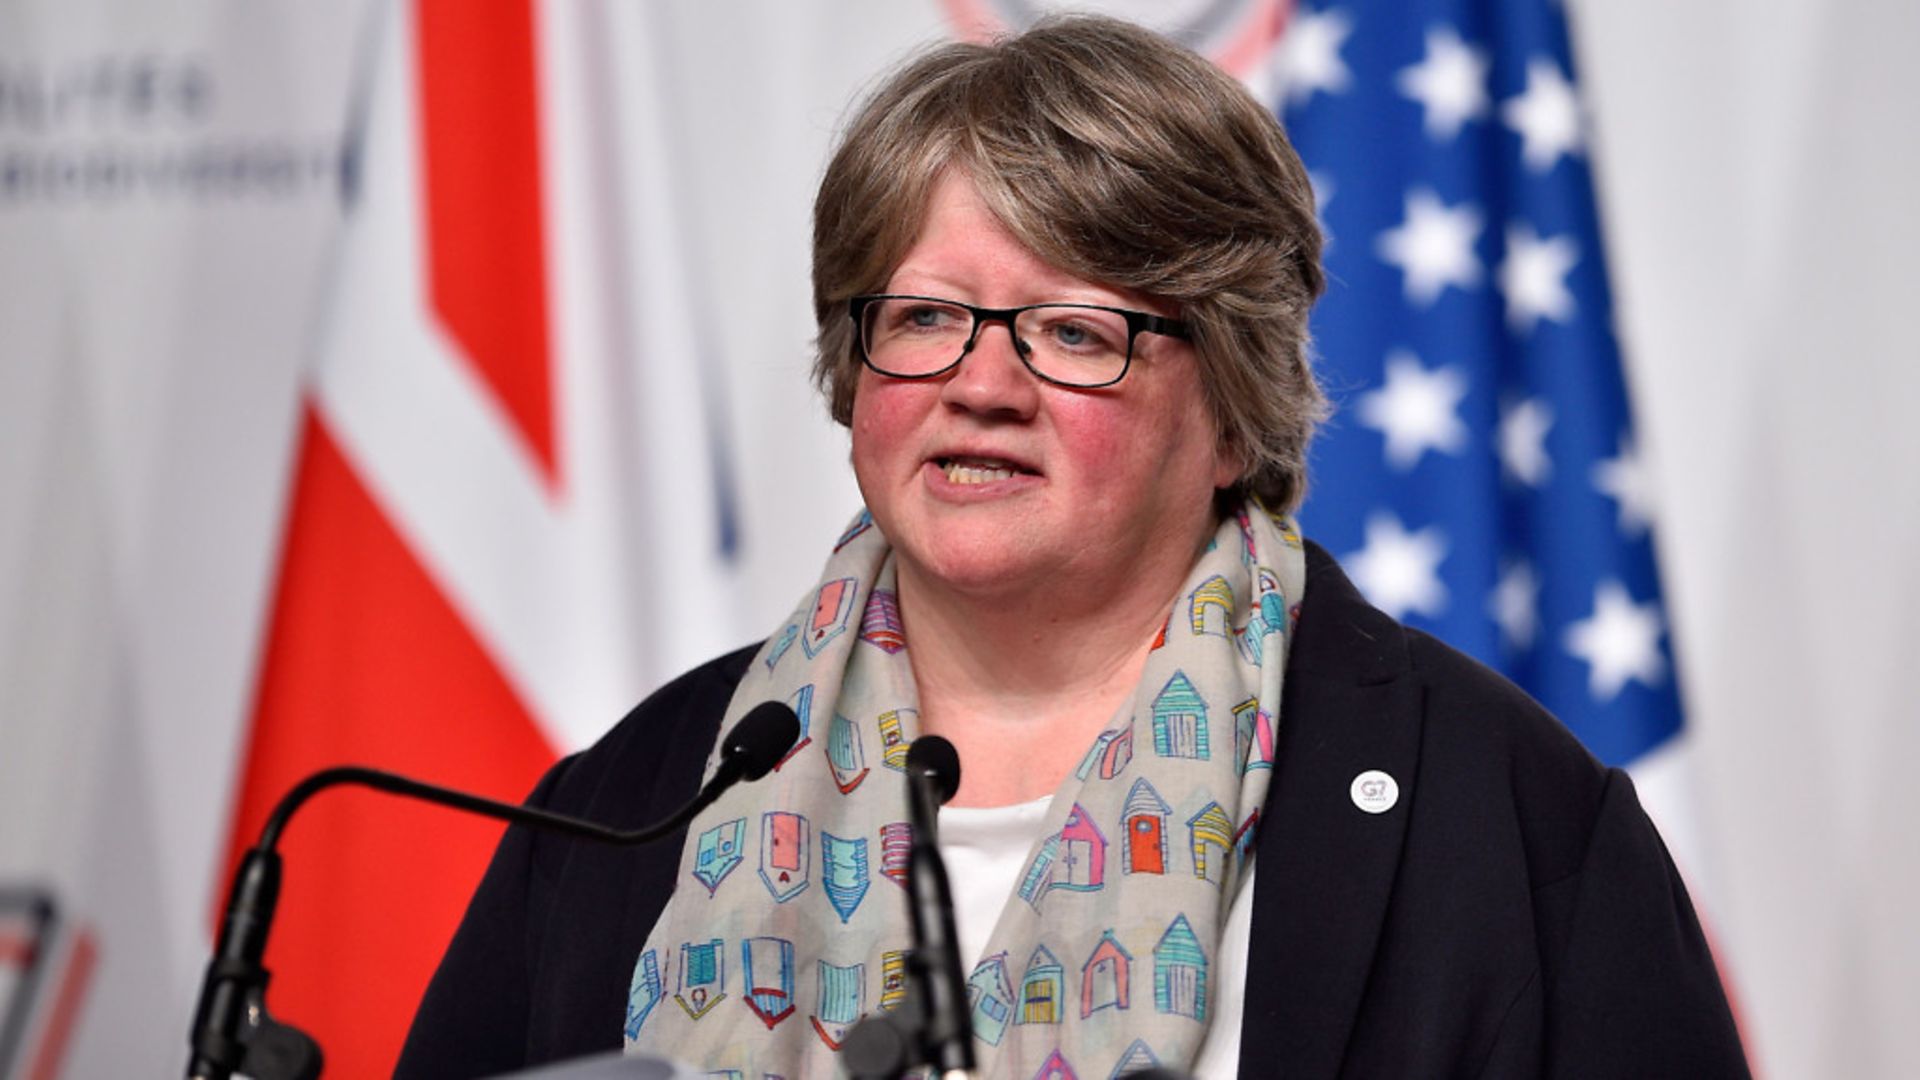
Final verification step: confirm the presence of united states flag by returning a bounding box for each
[1274,1,1684,772]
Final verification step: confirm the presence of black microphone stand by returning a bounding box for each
[842,736,975,1080]
[185,703,798,1080]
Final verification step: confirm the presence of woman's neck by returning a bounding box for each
[897,537,1205,807]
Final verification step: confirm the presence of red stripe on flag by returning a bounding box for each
[219,407,556,1078]
[26,928,94,1080]
[0,932,34,967]
[417,0,560,487]
[1213,1,1293,78]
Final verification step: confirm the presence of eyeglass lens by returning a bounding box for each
[861,298,1132,387]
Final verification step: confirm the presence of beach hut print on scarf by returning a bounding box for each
[764,622,798,671]
[776,683,814,770]
[1233,696,1275,775]
[1019,836,1062,909]
[742,936,795,1029]
[1075,719,1134,781]
[879,820,910,888]
[810,959,865,1049]
[1233,808,1260,876]
[1032,1048,1077,1079]
[860,587,905,653]
[1057,803,1107,889]
[1110,1039,1160,1077]
[833,507,874,551]
[804,576,859,658]
[827,711,869,793]
[1079,930,1132,1017]
[690,817,745,897]
[1187,801,1233,886]
[821,832,871,922]
[1236,569,1288,666]
[758,810,809,902]
[623,948,663,1039]
[1153,914,1207,1021]
[880,950,908,1011]
[675,937,726,1019]
[1122,778,1171,875]
[1018,945,1065,1025]
[1018,804,1107,908]
[967,951,1016,1046]
[1188,574,1234,636]
[877,707,911,771]
[1151,671,1209,760]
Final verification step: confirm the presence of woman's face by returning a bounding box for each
[850,171,1237,604]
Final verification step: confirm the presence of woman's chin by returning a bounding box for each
[898,540,1064,600]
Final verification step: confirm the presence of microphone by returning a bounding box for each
[844,736,974,1080]
[905,736,961,807]
[720,701,802,783]
[185,703,801,1080]
[904,737,972,1080]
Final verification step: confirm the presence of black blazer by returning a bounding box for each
[399,543,1748,1078]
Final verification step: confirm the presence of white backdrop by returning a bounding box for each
[0,0,1914,1076]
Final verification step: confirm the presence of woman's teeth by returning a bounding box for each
[942,459,1018,485]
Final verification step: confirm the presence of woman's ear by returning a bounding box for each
[1211,439,1248,492]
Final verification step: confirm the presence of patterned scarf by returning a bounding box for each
[625,501,1306,1079]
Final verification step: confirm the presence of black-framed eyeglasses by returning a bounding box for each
[848,294,1191,389]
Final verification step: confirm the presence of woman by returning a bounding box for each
[400,16,1746,1079]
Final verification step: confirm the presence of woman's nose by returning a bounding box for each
[938,320,1042,418]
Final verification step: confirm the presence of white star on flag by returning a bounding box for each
[1498,396,1554,486]
[1357,350,1470,469]
[1592,434,1656,536]
[1347,512,1450,620]
[1502,57,1583,172]
[1489,557,1540,649]
[1396,25,1490,140]
[1277,7,1355,104]
[1564,580,1666,700]
[1376,188,1483,306]
[1498,223,1579,333]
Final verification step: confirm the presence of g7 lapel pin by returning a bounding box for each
[1349,770,1399,814]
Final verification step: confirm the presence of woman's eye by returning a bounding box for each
[898,304,961,331]
[1043,317,1118,353]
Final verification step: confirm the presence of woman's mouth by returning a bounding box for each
[936,456,1032,485]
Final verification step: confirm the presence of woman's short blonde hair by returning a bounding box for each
[811,14,1327,512]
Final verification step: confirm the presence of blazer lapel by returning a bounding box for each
[1237,542,1424,1079]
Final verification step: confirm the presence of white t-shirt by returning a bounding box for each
[938,799,1252,1078]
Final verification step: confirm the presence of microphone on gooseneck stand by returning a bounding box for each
[185,702,801,1080]
[903,737,973,1080]
[843,735,974,1080]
